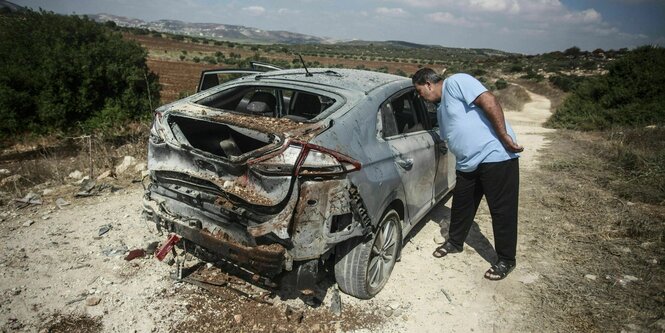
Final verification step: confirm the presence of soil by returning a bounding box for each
[1,88,663,332]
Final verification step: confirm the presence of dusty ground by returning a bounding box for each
[1,88,663,332]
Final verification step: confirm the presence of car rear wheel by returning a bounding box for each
[334,209,402,299]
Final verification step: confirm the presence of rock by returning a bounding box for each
[96,170,114,180]
[1,174,22,187]
[388,302,401,310]
[134,163,147,172]
[647,258,658,265]
[623,275,639,282]
[233,314,243,324]
[22,220,34,227]
[145,241,159,255]
[645,125,657,129]
[640,242,655,250]
[42,188,53,196]
[584,274,597,281]
[68,170,83,179]
[98,224,113,236]
[384,308,394,317]
[0,169,10,175]
[86,296,101,306]
[330,287,342,316]
[55,198,70,209]
[433,235,445,245]
[115,156,136,175]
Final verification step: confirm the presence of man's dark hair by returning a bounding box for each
[412,67,442,85]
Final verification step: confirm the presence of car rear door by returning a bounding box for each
[379,89,437,224]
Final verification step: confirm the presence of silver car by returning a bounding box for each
[143,66,455,299]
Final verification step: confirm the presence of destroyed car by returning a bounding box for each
[143,67,455,299]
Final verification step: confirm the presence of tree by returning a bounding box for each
[0,10,160,138]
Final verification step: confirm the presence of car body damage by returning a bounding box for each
[143,68,455,299]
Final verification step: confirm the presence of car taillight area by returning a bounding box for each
[249,140,361,177]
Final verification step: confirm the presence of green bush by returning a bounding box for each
[547,46,665,130]
[495,78,508,90]
[0,10,160,139]
[548,74,585,92]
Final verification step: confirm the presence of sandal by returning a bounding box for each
[432,241,463,258]
[484,260,516,281]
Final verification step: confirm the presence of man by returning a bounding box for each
[412,68,523,280]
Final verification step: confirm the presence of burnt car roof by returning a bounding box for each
[233,68,408,94]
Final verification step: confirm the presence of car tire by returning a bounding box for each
[334,209,402,299]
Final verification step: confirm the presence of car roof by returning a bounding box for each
[233,68,410,95]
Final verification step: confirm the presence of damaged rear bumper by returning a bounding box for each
[142,174,371,276]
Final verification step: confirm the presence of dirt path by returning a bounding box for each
[0,89,556,332]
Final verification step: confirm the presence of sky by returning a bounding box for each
[11,0,665,54]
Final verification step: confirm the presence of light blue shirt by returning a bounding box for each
[437,73,519,172]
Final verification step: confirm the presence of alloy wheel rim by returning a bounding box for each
[368,215,399,289]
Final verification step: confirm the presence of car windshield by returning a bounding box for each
[195,85,336,121]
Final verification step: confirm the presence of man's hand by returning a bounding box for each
[474,92,524,154]
[500,133,524,153]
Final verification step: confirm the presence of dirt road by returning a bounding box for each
[0,89,555,332]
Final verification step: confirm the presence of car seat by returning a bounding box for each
[246,91,276,116]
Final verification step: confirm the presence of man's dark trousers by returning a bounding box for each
[447,158,519,263]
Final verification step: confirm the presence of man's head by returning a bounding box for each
[412,68,443,103]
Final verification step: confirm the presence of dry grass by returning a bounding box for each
[494,83,531,112]
[519,129,665,332]
[0,123,150,200]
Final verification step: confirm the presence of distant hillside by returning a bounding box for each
[0,0,25,12]
[88,13,326,44]
[88,13,515,57]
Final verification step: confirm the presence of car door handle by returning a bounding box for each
[396,158,413,170]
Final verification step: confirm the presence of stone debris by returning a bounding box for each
[55,198,70,209]
[96,170,114,180]
[15,192,42,208]
[102,245,128,257]
[98,224,113,237]
[233,314,243,324]
[433,235,445,245]
[134,163,147,172]
[22,220,35,227]
[86,296,102,306]
[606,274,640,287]
[115,156,136,175]
[0,174,22,187]
[68,170,83,179]
[584,274,597,281]
[0,168,10,175]
[330,287,342,316]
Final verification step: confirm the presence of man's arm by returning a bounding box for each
[474,91,524,153]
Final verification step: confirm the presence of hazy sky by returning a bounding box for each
[12,0,665,54]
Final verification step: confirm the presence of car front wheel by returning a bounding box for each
[334,209,402,299]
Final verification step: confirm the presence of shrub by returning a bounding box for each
[0,10,160,139]
[547,46,665,130]
[495,78,508,90]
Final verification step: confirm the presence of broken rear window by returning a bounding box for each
[195,86,336,121]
